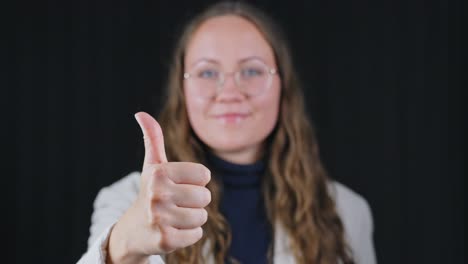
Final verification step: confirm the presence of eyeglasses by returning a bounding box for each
[183,59,277,99]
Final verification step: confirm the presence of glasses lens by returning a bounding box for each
[189,65,220,98]
[185,60,273,99]
[237,60,270,96]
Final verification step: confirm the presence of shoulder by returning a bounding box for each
[327,181,372,218]
[327,180,373,230]
[327,180,376,263]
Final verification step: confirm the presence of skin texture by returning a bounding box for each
[184,15,281,164]
[106,15,280,263]
[107,112,211,264]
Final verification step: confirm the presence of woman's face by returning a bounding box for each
[184,15,281,164]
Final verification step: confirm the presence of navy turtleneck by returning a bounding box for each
[207,153,272,264]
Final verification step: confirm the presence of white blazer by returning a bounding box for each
[77,172,377,264]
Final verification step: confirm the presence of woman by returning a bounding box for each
[78,2,376,264]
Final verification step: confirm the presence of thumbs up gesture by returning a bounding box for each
[106,112,211,264]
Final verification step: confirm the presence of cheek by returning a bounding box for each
[184,83,282,151]
[184,92,207,129]
[255,85,281,135]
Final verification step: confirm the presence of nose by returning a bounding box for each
[215,73,245,102]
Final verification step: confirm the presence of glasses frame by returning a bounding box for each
[183,60,278,99]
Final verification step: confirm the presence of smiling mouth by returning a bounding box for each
[213,113,251,124]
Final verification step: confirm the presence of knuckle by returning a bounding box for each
[205,169,211,182]
[201,209,208,224]
[146,188,156,201]
[144,166,167,195]
[200,165,211,184]
[202,188,211,205]
[195,227,203,240]
[159,238,173,252]
[152,164,168,180]
[153,191,172,204]
[150,210,166,226]
[159,228,177,252]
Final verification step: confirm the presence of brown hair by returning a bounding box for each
[158,1,354,263]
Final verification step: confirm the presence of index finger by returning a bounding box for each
[165,162,211,186]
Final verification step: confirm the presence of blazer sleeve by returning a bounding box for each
[76,172,165,264]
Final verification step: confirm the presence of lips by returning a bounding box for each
[212,112,251,123]
[214,112,250,118]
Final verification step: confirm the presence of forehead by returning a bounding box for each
[184,15,275,67]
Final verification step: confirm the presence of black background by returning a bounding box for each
[7,0,464,263]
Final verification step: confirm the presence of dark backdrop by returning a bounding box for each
[8,0,464,263]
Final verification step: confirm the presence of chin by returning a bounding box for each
[192,123,273,156]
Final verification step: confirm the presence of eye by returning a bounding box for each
[197,69,219,79]
[240,67,264,78]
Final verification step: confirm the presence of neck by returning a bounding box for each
[212,145,263,165]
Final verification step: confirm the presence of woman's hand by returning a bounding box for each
[106,112,211,264]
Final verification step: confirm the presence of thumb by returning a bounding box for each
[134,111,168,166]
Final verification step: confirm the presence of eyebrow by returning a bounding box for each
[189,55,268,67]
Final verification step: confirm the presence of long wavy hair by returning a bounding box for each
[158,1,354,263]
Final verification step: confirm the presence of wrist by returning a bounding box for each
[106,221,148,264]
